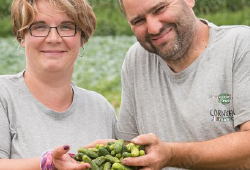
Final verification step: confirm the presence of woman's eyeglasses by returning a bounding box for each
[29,23,78,37]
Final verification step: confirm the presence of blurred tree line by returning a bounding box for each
[194,0,250,13]
[1,0,250,37]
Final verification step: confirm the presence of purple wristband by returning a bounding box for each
[40,150,75,170]
[40,150,57,170]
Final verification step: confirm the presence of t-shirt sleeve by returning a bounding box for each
[233,29,250,128]
[0,98,11,158]
[108,102,117,139]
[115,46,139,141]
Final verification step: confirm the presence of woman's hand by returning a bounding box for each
[52,145,90,170]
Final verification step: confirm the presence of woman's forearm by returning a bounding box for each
[0,157,40,170]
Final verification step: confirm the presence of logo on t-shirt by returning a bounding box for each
[209,93,232,105]
[209,93,234,122]
[210,109,234,122]
[218,93,231,105]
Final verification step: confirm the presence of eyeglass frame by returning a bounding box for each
[29,23,78,37]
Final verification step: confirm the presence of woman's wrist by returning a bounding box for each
[40,148,75,170]
[40,150,57,170]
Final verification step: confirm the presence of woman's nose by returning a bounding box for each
[46,27,62,43]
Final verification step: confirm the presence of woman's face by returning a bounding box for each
[21,0,83,73]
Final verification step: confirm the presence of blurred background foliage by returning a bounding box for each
[0,36,136,113]
[0,0,250,113]
[1,0,250,37]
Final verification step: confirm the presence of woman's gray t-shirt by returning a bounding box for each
[0,71,117,158]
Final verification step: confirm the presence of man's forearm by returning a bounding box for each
[168,131,250,169]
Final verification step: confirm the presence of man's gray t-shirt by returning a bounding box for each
[0,71,117,158]
[115,21,250,169]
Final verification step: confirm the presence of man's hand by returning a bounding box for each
[121,133,173,170]
[52,145,90,170]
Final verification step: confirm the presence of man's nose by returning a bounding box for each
[146,16,162,35]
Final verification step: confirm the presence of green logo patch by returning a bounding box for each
[218,93,231,105]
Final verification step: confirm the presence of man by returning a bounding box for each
[115,0,250,169]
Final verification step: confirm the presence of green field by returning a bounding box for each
[0,36,136,113]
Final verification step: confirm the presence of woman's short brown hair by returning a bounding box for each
[11,0,96,44]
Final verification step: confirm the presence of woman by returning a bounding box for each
[0,0,116,169]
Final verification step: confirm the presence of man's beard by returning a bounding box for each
[138,23,195,62]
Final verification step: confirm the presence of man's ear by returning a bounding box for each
[20,39,25,48]
[185,0,195,8]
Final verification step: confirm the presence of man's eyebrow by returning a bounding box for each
[147,1,167,14]
[129,1,168,24]
[130,14,144,24]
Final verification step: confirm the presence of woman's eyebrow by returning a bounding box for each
[31,21,46,24]
[60,21,75,24]
[31,20,75,25]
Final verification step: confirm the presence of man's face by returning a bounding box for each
[123,0,197,61]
